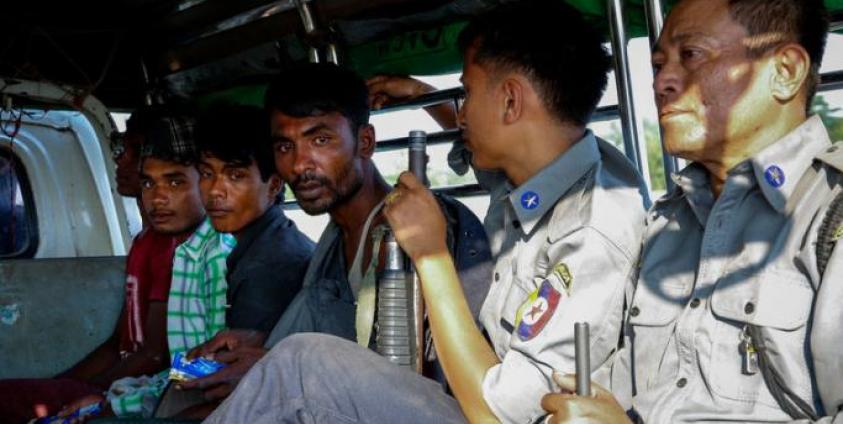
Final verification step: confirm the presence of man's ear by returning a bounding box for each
[501,77,524,125]
[770,43,811,103]
[357,124,377,158]
[267,173,283,202]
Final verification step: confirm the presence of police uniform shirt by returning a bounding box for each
[478,131,647,423]
[624,116,843,423]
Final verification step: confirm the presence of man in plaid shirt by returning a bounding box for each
[56,108,236,420]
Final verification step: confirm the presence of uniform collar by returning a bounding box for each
[508,131,600,235]
[665,115,831,224]
[749,115,831,213]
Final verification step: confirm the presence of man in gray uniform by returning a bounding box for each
[203,1,647,423]
[543,0,843,422]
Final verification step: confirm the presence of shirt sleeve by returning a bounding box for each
[810,238,843,422]
[107,371,169,418]
[482,227,635,423]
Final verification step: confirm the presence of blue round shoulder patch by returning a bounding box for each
[764,165,786,188]
[520,191,540,210]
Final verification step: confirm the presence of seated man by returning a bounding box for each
[177,63,492,406]
[57,112,236,420]
[0,107,202,423]
[543,0,843,422]
[202,1,647,422]
[195,104,314,336]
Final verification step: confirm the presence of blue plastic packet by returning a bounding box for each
[169,351,225,382]
[33,401,102,424]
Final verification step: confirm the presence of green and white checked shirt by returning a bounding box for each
[167,218,236,356]
[109,218,236,417]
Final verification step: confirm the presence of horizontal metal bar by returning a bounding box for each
[433,183,486,197]
[376,129,462,152]
[831,13,843,32]
[819,70,843,93]
[372,87,464,115]
[591,105,620,123]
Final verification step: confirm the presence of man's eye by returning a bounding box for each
[314,136,330,145]
[680,49,702,61]
[229,171,245,181]
[275,142,292,153]
[199,170,212,179]
[169,179,183,187]
[141,180,153,189]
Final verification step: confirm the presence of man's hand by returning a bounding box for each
[541,372,631,424]
[177,346,268,401]
[383,172,448,262]
[186,329,266,361]
[366,75,436,110]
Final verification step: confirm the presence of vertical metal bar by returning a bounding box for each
[326,44,340,65]
[294,0,321,63]
[643,0,679,192]
[575,322,591,396]
[139,60,154,106]
[608,0,649,191]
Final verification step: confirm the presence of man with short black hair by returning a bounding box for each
[0,107,204,423]
[195,104,313,337]
[203,1,647,422]
[542,0,843,422]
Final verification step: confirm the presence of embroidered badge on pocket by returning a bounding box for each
[514,279,561,341]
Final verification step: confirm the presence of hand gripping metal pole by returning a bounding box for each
[376,130,429,373]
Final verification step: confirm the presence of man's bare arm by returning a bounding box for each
[384,172,500,423]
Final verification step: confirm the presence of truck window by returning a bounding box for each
[0,148,37,258]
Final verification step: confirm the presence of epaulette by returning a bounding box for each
[815,141,843,175]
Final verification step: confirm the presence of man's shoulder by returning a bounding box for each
[545,144,647,254]
[245,216,315,266]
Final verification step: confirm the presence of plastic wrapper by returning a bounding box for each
[31,401,101,424]
[168,351,225,382]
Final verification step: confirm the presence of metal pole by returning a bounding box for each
[575,322,591,396]
[294,0,321,63]
[608,0,649,191]
[643,0,679,192]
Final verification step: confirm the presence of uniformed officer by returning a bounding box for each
[202,1,647,423]
[542,0,843,422]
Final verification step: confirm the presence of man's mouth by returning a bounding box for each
[293,181,324,199]
[150,210,175,224]
[206,207,233,218]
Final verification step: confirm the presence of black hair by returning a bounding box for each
[727,0,829,106]
[457,0,611,127]
[195,103,277,182]
[264,63,370,133]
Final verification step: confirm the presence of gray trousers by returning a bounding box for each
[203,333,467,424]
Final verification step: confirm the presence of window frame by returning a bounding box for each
[0,147,39,259]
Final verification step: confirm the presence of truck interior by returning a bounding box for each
[1,0,842,387]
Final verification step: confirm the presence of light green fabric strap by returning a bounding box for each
[355,225,387,347]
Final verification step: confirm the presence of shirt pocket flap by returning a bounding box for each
[628,281,689,326]
[711,269,814,330]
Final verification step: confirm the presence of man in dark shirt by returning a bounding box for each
[195,104,314,335]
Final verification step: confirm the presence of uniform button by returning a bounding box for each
[689,298,701,308]
[677,378,687,388]
[512,220,521,229]
[744,302,755,314]
[629,306,640,317]
[494,272,500,282]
